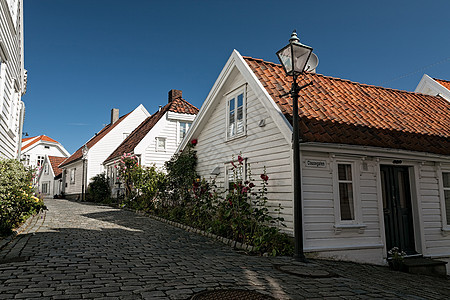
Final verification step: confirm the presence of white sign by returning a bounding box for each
[305,160,327,168]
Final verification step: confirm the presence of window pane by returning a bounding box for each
[236,107,243,134]
[180,122,187,140]
[338,164,352,181]
[445,190,450,225]
[443,173,450,188]
[229,98,235,112]
[339,182,354,220]
[237,94,243,108]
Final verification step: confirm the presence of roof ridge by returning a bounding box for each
[242,55,442,98]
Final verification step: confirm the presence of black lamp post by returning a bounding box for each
[276,31,313,262]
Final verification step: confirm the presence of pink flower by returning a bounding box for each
[260,174,269,182]
[191,139,198,146]
[242,187,248,193]
[237,155,244,164]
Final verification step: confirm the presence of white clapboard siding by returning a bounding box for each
[85,105,149,184]
[0,0,25,158]
[63,160,84,197]
[194,71,294,229]
[419,164,450,258]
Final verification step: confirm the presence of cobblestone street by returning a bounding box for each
[1,199,449,299]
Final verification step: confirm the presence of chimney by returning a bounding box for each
[111,108,119,125]
[168,89,182,103]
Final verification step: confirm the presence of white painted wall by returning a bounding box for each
[0,0,25,159]
[85,104,149,185]
[21,142,69,170]
[193,68,294,230]
[135,112,195,170]
[61,159,83,198]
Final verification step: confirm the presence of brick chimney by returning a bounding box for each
[111,108,119,125]
[168,89,182,103]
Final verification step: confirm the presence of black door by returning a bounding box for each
[381,165,416,254]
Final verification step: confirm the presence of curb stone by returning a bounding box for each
[0,212,42,251]
[120,206,260,254]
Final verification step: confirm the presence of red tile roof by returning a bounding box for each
[21,135,59,151]
[434,78,450,90]
[104,98,198,163]
[59,112,131,167]
[48,156,66,177]
[244,56,450,155]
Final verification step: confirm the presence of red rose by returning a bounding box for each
[260,174,269,181]
[237,155,244,164]
[191,139,198,146]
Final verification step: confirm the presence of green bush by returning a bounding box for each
[0,158,46,236]
[87,173,111,203]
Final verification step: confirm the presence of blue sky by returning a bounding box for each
[23,0,450,154]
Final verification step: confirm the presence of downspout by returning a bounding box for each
[16,101,25,159]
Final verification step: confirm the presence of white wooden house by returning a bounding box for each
[20,135,70,170]
[36,155,66,197]
[415,74,450,102]
[0,0,27,159]
[103,90,198,195]
[178,50,450,271]
[59,105,150,200]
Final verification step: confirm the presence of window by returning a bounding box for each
[37,156,44,167]
[156,137,166,152]
[44,163,49,175]
[338,164,355,221]
[179,122,191,142]
[227,89,245,139]
[225,159,247,192]
[70,168,76,184]
[44,146,50,149]
[22,154,30,166]
[443,172,450,226]
[42,182,48,194]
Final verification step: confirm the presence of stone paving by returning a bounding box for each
[1,199,449,300]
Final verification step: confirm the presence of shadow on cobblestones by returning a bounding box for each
[0,199,449,300]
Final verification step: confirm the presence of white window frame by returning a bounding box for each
[44,163,49,175]
[22,154,30,166]
[42,182,48,194]
[37,155,44,167]
[332,160,364,231]
[440,170,450,231]
[178,121,191,144]
[226,86,246,141]
[224,159,247,192]
[155,137,166,152]
[70,168,76,184]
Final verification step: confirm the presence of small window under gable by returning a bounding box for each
[156,137,166,152]
[70,168,76,184]
[226,86,246,140]
[179,121,191,143]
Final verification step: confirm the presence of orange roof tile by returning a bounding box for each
[21,135,59,151]
[434,78,450,90]
[244,56,450,155]
[59,112,131,167]
[104,97,198,163]
[48,156,66,177]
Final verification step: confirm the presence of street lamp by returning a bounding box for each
[276,30,313,262]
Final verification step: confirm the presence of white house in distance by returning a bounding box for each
[0,0,27,159]
[20,135,70,170]
[178,50,450,273]
[415,74,450,102]
[59,105,150,200]
[36,155,66,197]
[103,89,198,194]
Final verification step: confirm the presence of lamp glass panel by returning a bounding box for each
[292,44,312,74]
[276,44,293,75]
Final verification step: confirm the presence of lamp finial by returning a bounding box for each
[289,30,300,44]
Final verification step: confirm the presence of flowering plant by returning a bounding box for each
[115,153,139,197]
[388,247,406,262]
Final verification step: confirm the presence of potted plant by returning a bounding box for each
[388,247,406,271]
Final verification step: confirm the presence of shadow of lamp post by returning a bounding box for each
[276,30,313,262]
